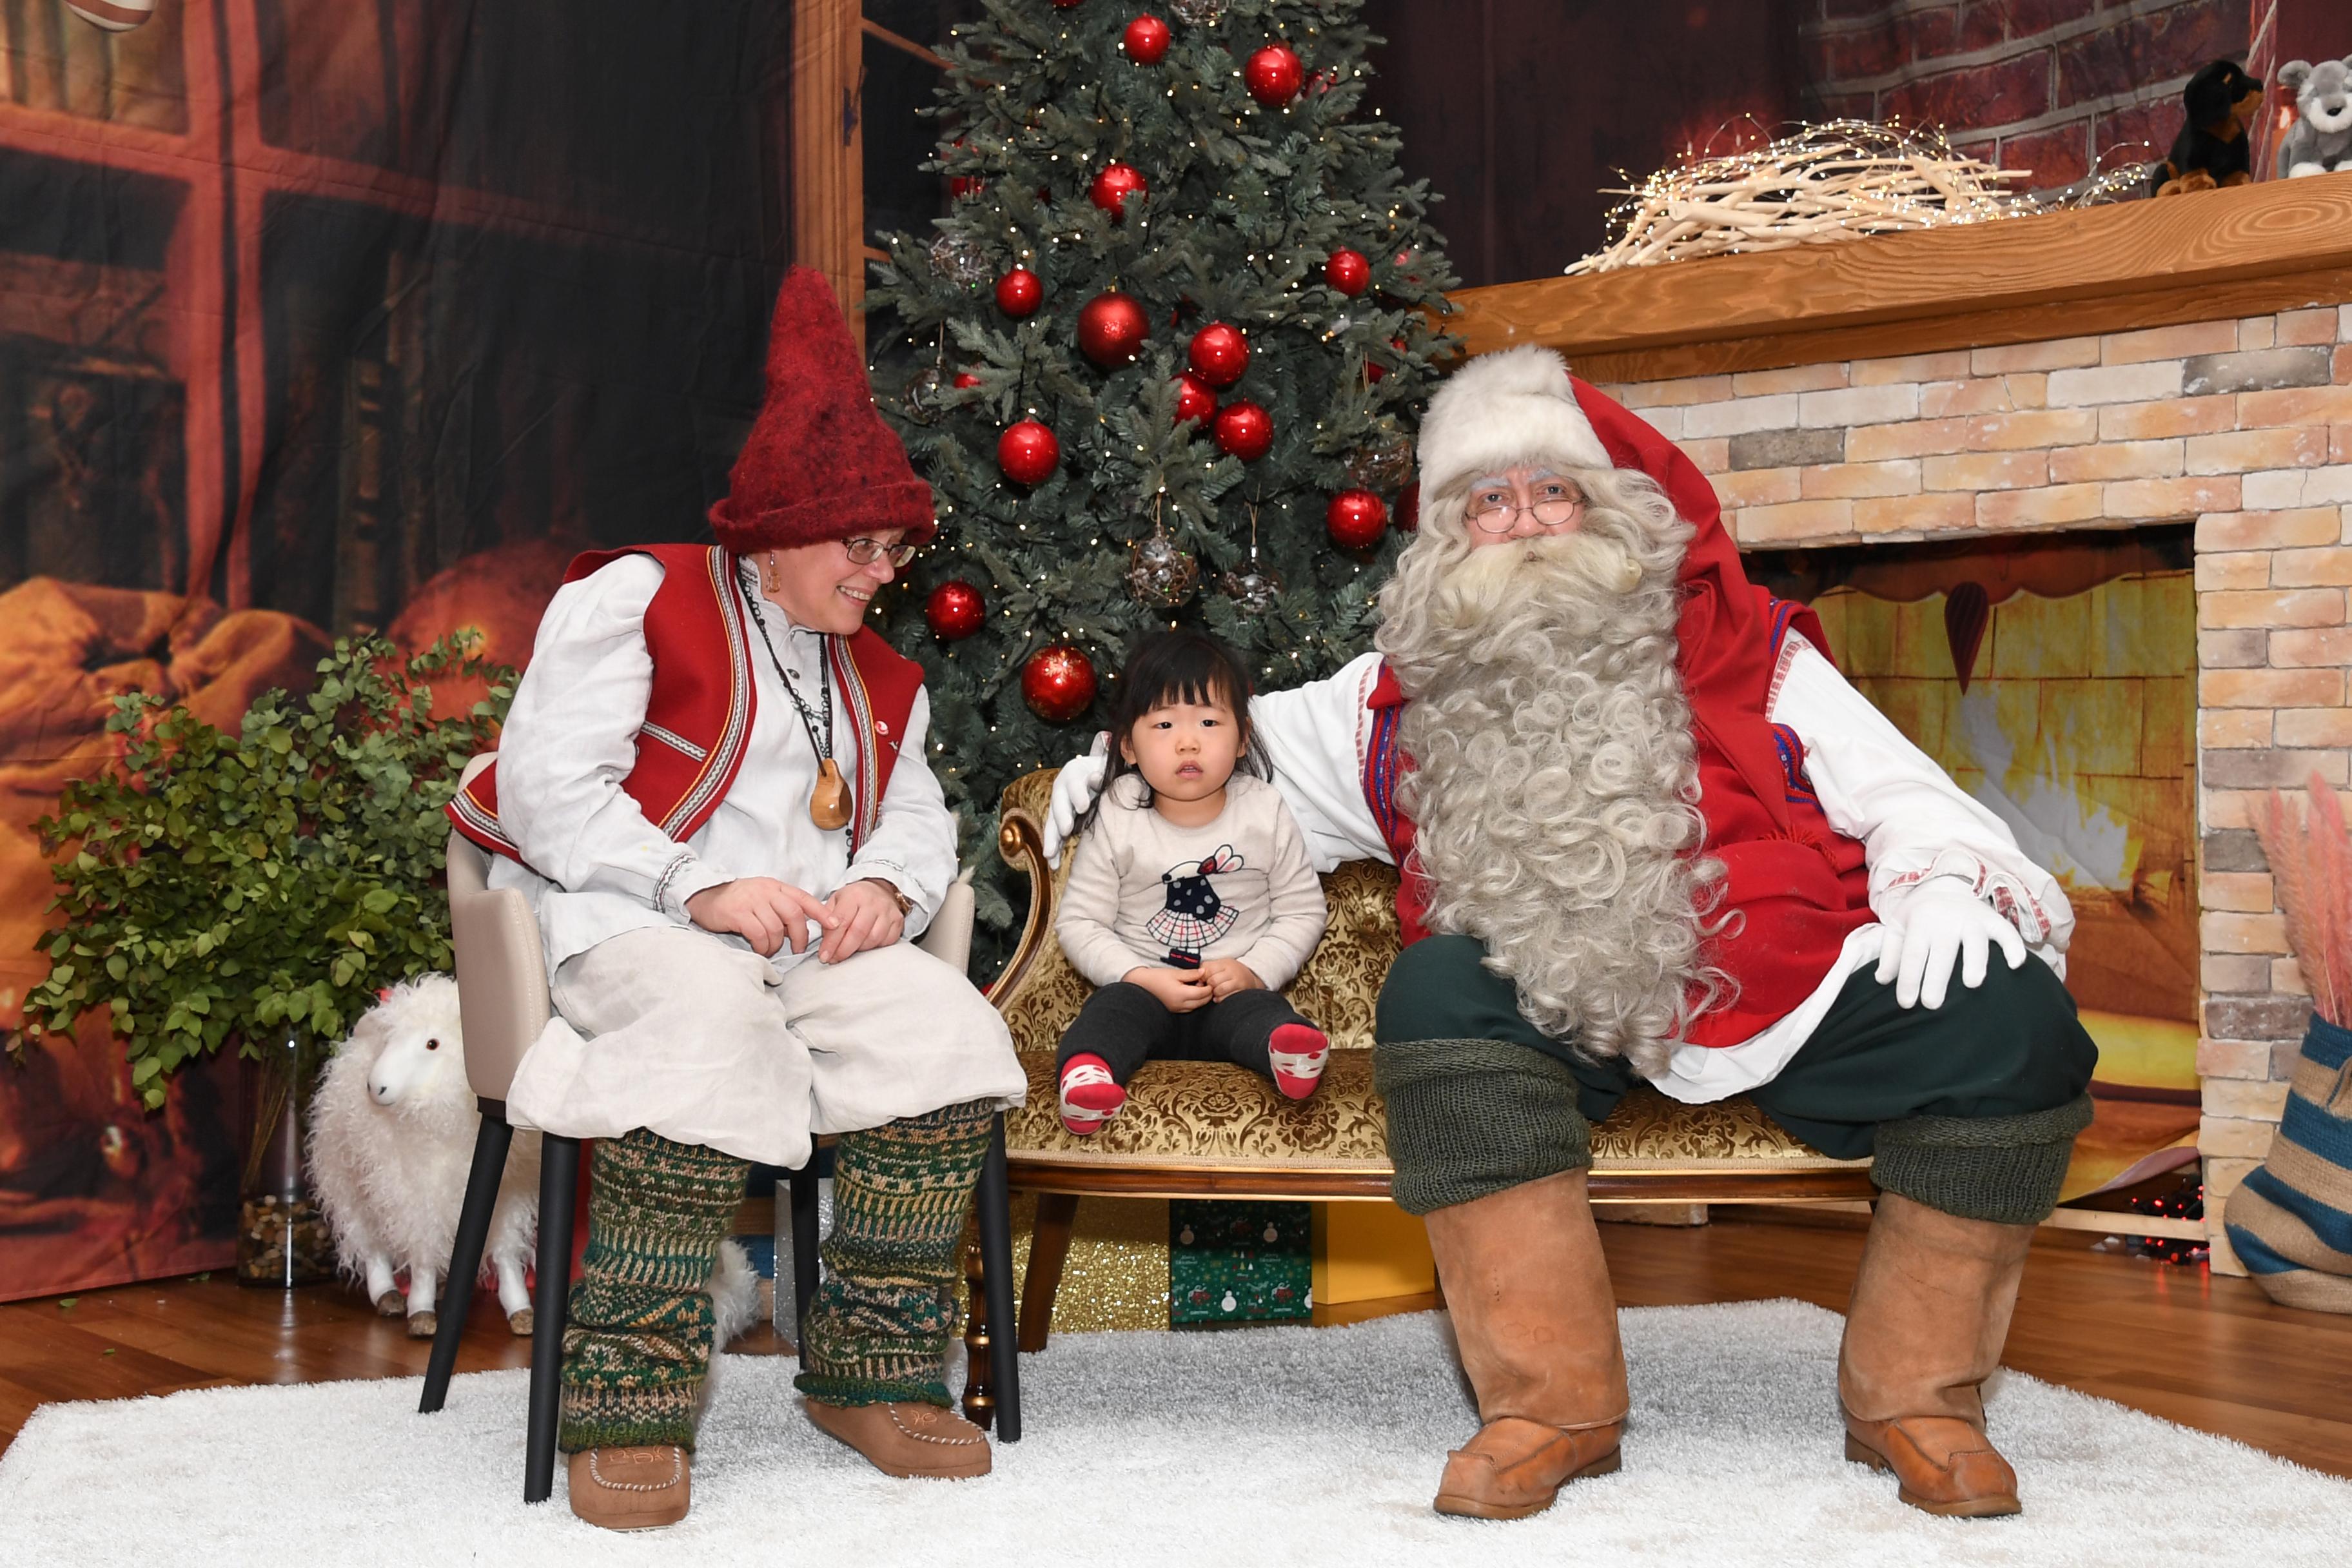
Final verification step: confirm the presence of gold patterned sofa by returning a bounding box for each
[984,769,1876,1349]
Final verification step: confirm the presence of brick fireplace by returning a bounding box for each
[1453,175,2352,1269]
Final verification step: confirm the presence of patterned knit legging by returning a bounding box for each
[794,1098,995,1409]
[558,1101,995,1451]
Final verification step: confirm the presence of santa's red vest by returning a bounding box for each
[1358,616,1874,1052]
[447,543,925,865]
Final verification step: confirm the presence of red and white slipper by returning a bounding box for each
[1267,1024,1330,1100]
[1058,1055,1127,1136]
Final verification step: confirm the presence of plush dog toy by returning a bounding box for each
[2151,59,2266,195]
[2278,57,2352,179]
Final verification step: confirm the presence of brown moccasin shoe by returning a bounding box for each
[566,1444,691,1531]
[1844,1415,2021,1518]
[803,1398,992,1478]
[1433,1416,1622,1520]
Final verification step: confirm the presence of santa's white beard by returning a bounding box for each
[1376,522,1718,1076]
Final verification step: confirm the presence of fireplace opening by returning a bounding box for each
[1749,524,2200,1196]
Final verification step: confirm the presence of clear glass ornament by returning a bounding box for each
[927,231,992,289]
[1220,552,1283,615]
[901,365,946,425]
[1170,0,1224,24]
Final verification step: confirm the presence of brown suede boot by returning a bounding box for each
[1839,1193,2035,1518]
[1424,1168,1629,1520]
[566,1445,691,1530]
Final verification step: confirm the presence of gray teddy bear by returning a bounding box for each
[2278,57,2352,179]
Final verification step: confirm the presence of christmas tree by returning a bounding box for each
[865,0,1457,939]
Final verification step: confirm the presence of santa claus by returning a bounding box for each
[1045,346,2096,1522]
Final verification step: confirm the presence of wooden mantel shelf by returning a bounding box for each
[1446,172,2352,384]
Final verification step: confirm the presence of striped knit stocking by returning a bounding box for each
[794,1099,995,1408]
[558,1129,750,1453]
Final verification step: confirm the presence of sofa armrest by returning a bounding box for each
[985,769,1063,1007]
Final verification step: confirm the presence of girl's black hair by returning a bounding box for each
[1075,628,1266,832]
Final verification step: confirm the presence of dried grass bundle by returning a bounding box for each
[2256,774,2352,1028]
[1568,119,2147,276]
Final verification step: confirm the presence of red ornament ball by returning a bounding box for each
[952,370,983,389]
[1077,291,1151,367]
[1122,14,1170,62]
[1089,161,1149,219]
[925,580,985,640]
[1324,248,1370,296]
[1187,322,1250,387]
[1023,645,1099,723]
[1326,489,1389,550]
[1244,44,1305,107]
[1172,370,1218,425]
[1052,0,1086,8]
[995,268,1042,317]
[1213,399,1273,462]
[998,420,1061,485]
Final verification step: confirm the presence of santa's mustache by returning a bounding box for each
[1428,527,1644,635]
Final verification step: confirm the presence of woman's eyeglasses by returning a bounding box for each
[845,537,918,567]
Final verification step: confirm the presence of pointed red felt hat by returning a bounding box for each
[708,266,937,551]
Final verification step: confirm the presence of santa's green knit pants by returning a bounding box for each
[1373,934,2097,1224]
[557,1100,995,1452]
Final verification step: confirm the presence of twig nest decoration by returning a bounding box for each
[1125,531,1200,607]
[1566,119,2138,276]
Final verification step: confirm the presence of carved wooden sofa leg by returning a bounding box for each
[1018,1192,1079,1353]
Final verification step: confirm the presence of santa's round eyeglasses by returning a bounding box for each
[1467,486,1582,533]
[845,536,918,567]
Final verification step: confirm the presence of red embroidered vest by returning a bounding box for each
[1357,603,1874,1050]
[447,543,925,865]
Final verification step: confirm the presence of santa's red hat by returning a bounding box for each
[708,267,937,551]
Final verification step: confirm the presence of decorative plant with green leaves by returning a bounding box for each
[19,634,516,1106]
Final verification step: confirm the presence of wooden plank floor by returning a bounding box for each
[3,1207,2347,1480]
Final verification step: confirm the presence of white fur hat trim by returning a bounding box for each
[1416,344,1611,502]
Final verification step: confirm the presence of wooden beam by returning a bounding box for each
[1447,172,2352,380]
[792,0,866,342]
[860,17,950,70]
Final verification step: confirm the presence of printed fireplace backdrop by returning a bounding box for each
[0,0,812,1299]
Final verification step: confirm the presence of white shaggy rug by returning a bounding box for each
[3,1300,2345,1567]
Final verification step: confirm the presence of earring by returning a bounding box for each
[760,551,780,595]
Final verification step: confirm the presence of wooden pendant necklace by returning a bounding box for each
[740,563,852,832]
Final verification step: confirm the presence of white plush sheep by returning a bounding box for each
[308,975,763,1351]
[309,975,540,1337]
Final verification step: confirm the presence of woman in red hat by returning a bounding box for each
[449,268,1024,1529]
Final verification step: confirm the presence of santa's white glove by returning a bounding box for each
[1873,875,2028,1010]
[1040,733,1110,868]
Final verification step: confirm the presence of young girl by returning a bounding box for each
[1054,630,1332,1135]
